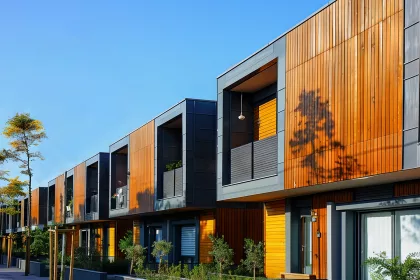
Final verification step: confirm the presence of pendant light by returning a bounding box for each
[238,93,245,120]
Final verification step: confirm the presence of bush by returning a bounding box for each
[124,244,147,274]
[241,239,264,280]
[365,251,420,280]
[30,229,49,258]
[118,230,133,254]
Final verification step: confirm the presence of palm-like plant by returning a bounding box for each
[365,252,420,280]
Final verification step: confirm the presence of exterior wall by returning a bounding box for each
[403,0,420,168]
[108,222,116,258]
[74,162,86,222]
[395,179,420,196]
[264,200,286,279]
[133,220,141,245]
[129,121,155,214]
[55,174,65,224]
[199,211,215,263]
[20,200,25,228]
[215,207,263,264]
[254,98,277,141]
[285,0,404,189]
[65,225,80,255]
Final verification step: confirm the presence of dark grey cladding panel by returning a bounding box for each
[404,128,419,169]
[405,0,420,27]
[48,179,56,187]
[85,153,100,167]
[405,23,420,63]
[66,168,74,177]
[231,143,253,184]
[354,185,393,202]
[405,59,419,79]
[110,136,129,153]
[193,141,215,159]
[254,135,278,179]
[404,76,419,130]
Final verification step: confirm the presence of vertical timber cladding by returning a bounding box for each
[285,0,404,189]
[394,179,420,197]
[133,220,141,245]
[31,188,39,226]
[73,162,86,222]
[129,120,155,214]
[312,191,353,279]
[20,200,24,227]
[264,200,286,279]
[216,208,263,264]
[199,211,215,263]
[254,98,277,141]
[55,174,65,224]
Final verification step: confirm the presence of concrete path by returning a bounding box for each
[0,265,47,280]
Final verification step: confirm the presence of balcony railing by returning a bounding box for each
[87,195,98,213]
[162,167,183,199]
[48,206,55,221]
[230,135,278,184]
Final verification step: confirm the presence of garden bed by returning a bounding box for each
[30,261,49,277]
[64,267,107,280]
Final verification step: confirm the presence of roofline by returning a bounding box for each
[216,1,334,78]
[109,98,216,147]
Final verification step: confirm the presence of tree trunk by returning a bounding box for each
[253,265,256,280]
[219,262,222,279]
[24,172,32,276]
[61,234,66,280]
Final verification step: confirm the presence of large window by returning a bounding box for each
[362,209,420,280]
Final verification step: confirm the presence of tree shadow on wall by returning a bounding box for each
[289,89,368,185]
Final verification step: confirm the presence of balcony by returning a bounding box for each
[112,185,127,210]
[231,135,278,184]
[85,195,98,220]
[163,167,183,198]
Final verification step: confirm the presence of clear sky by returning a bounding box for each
[0,0,328,188]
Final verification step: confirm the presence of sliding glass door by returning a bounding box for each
[362,209,420,280]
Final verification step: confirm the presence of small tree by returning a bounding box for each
[30,229,49,258]
[118,230,133,253]
[2,113,46,275]
[242,238,264,280]
[365,251,420,280]
[151,240,173,274]
[209,235,234,279]
[125,244,147,275]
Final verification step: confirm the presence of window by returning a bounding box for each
[181,226,196,257]
[362,210,420,280]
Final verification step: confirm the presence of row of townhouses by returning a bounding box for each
[1,0,420,279]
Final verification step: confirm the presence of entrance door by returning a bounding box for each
[81,229,89,255]
[301,216,312,274]
[149,227,163,263]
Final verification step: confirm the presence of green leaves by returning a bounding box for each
[241,239,264,279]
[166,160,182,171]
[209,235,234,277]
[118,230,134,254]
[365,251,420,280]
[151,240,173,274]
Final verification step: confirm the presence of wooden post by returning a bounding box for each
[49,230,53,280]
[53,226,58,280]
[7,237,11,268]
[69,226,75,280]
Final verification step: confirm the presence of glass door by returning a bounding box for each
[396,210,420,261]
[301,216,312,274]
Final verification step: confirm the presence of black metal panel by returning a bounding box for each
[253,135,278,179]
[404,76,419,130]
[38,187,48,226]
[98,153,109,220]
[231,143,253,184]
[354,185,394,202]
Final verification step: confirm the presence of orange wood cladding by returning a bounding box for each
[312,191,353,279]
[66,225,80,255]
[264,200,286,279]
[395,180,420,197]
[199,211,215,263]
[129,120,155,214]
[31,188,40,225]
[20,200,24,227]
[73,162,86,222]
[133,220,141,245]
[254,98,277,141]
[216,208,263,264]
[285,0,403,189]
[55,175,65,224]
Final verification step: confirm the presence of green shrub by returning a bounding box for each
[151,240,173,273]
[30,229,49,258]
[209,235,234,279]
[124,244,147,274]
[365,251,420,280]
[241,239,264,280]
[118,230,133,254]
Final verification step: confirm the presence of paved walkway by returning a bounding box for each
[0,265,47,280]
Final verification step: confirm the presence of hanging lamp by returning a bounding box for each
[238,93,245,120]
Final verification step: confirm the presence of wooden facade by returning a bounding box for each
[394,180,420,197]
[215,207,263,264]
[129,120,155,214]
[254,98,277,141]
[311,191,353,278]
[55,174,65,224]
[199,211,215,263]
[133,220,141,245]
[108,222,116,257]
[264,200,286,279]
[31,188,39,225]
[285,0,404,189]
[65,225,80,255]
[20,200,25,227]
[73,162,86,222]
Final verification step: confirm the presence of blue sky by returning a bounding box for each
[0,0,328,188]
